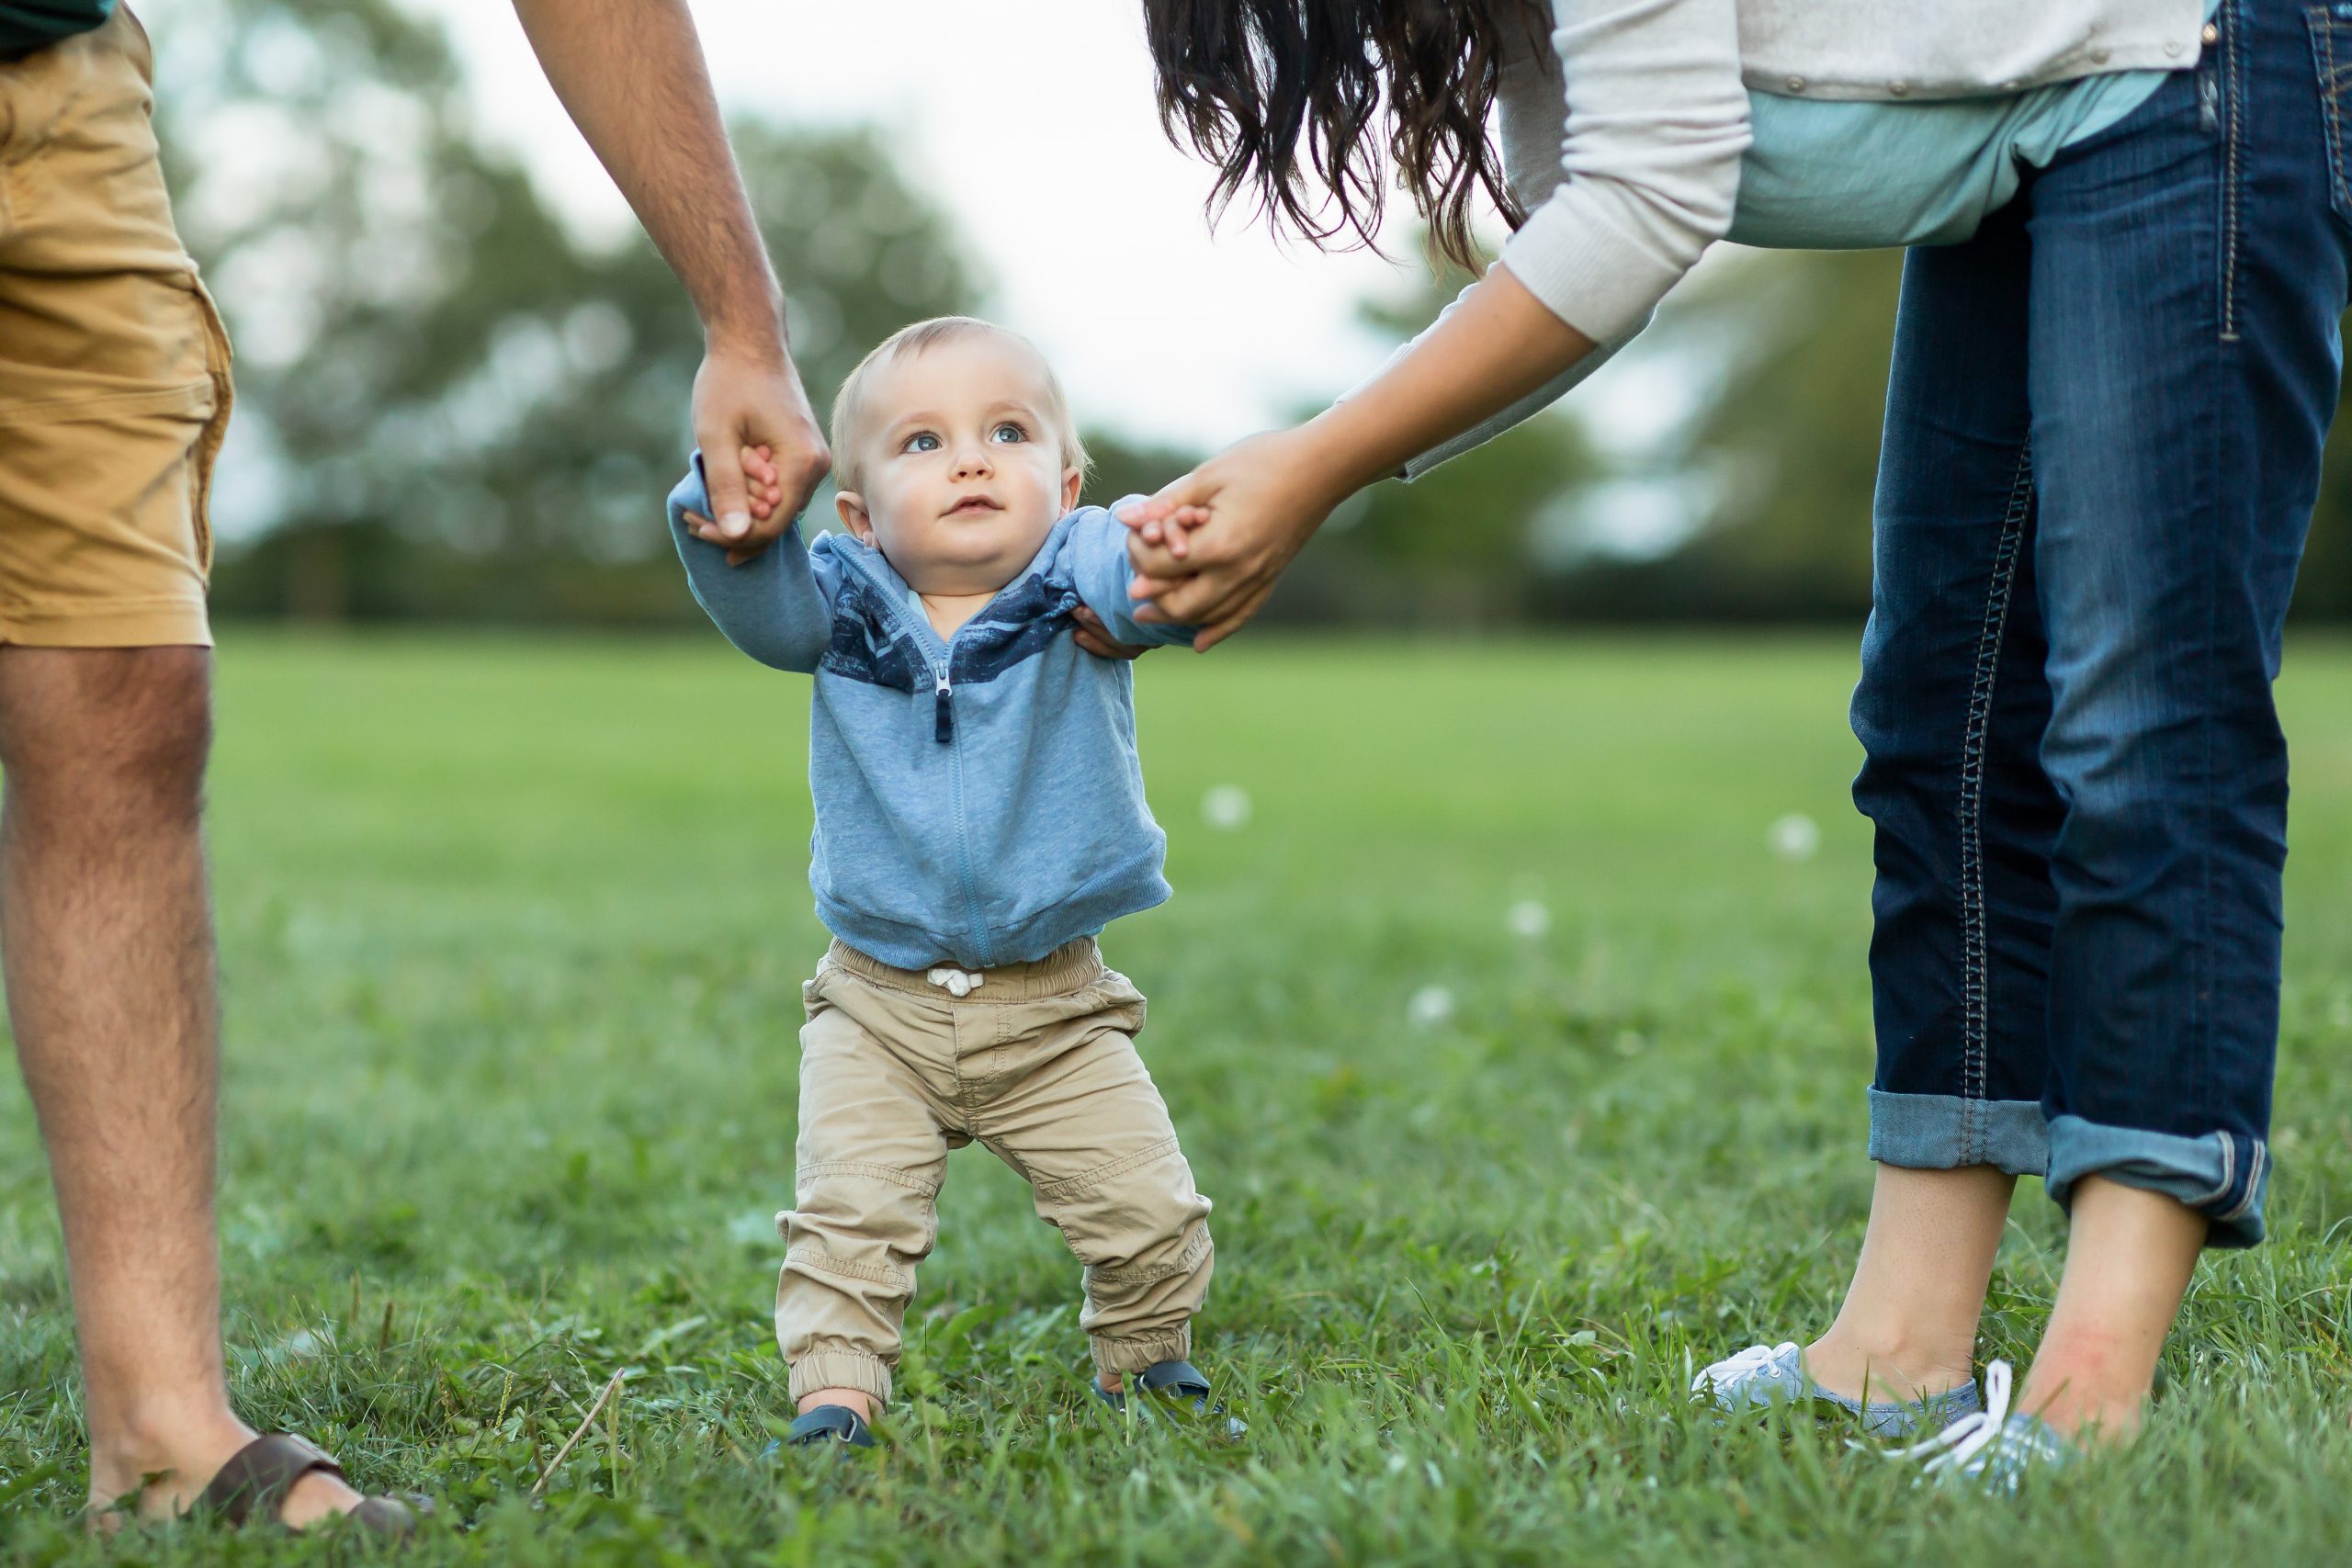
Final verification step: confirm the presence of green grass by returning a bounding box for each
[3,631,2350,1564]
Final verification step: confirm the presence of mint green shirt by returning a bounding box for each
[1730,0,2218,250]
[0,1,114,55]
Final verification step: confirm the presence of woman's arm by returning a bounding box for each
[1125,0,1750,648]
[1120,268,1592,647]
[1496,0,1749,347]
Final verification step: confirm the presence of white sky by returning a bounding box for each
[410,0,1449,451]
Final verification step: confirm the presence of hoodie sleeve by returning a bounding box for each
[666,453,839,673]
[1062,504,1202,650]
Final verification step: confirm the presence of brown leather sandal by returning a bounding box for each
[192,1434,424,1539]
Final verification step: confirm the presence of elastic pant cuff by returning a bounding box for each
[788,1348,893,1405]
[1091,1327,1192,1378]
[1867,1087,2048,1176]
[2045,1114,2268,1250]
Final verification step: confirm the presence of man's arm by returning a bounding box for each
[512,0,826,555]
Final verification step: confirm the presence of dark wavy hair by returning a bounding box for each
[1142,0,1549,272]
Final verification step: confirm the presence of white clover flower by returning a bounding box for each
[1768,812,1821,862]
[1201,784,1252,830]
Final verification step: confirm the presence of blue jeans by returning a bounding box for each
[1853,0,2351,1247]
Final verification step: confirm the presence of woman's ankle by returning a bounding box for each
[1803,1325,1979,1404]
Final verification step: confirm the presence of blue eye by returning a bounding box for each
[905,432,941,453]
[990,423,1026,444]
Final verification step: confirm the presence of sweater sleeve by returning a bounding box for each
[1495,0,1749,344]
[1063,504,1202,649]
[666,454,838,673]
[1363,7,1712,479]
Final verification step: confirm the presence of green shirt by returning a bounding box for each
[1730,0,2221,251]
[0,1,114,55]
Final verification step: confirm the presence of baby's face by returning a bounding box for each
[836,333,1081,598]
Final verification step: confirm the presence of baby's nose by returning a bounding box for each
[952,445,993,478]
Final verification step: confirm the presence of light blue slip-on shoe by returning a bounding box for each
[1883,1360,2071,1491]
[1693,1341,1982,1438]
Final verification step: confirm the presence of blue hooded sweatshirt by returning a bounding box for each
[667,459,1193,970]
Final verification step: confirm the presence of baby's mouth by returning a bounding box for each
[944,496,1004,517]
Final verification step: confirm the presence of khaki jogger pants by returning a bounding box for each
[780,938,1214,1404]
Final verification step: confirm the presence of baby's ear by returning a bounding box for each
[836,491,874,542]
[1060,466,1083,514]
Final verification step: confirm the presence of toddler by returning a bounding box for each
[667,317,1221,1450]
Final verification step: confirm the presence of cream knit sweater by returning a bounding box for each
[1388,0,2205,477]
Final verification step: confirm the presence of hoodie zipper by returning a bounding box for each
[841,553,993,964]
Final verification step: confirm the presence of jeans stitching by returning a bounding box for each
[2223,0,2245,341]
[1957,444,2034,1155]
[2218,1137,2267,1221]
[2313,11,2350,213]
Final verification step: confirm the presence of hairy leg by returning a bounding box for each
[1804,1163,2016,1404]
[0,647,357,1526]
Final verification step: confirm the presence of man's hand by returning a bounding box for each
[692,346,829,564]
[510,0,831,558]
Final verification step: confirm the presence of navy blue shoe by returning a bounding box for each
[1092,1359,1246,1437]
[784,1404,876,1450]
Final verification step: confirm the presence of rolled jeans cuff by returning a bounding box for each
[788,1348,893,1406]
[2045,1114,2268,1250]
[1091,1327,1192,1379]
[1867,1088,2048,1176]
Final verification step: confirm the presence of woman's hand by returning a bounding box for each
[1117,427,1351,650]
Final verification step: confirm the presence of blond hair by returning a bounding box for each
[828,316,1091,493]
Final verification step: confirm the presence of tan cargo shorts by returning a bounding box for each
[0,6,230,649]
[780,938,1216,1405]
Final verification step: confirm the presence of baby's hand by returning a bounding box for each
[1114,499,1214,560]
[1125,527,1197,581]
[741,444,786,523]
[686,445,789,566]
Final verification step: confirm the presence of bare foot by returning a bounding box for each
[87,1410,363,1531]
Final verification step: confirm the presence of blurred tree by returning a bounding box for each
[155,0,978,622]
[1271,249,1601,626]
[2297,369,2352,620]
[155,4,2347,628]
[1608,243,2352,624]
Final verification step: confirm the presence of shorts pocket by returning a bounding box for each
[184,276,234,577]
[2306,4,2352,224]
